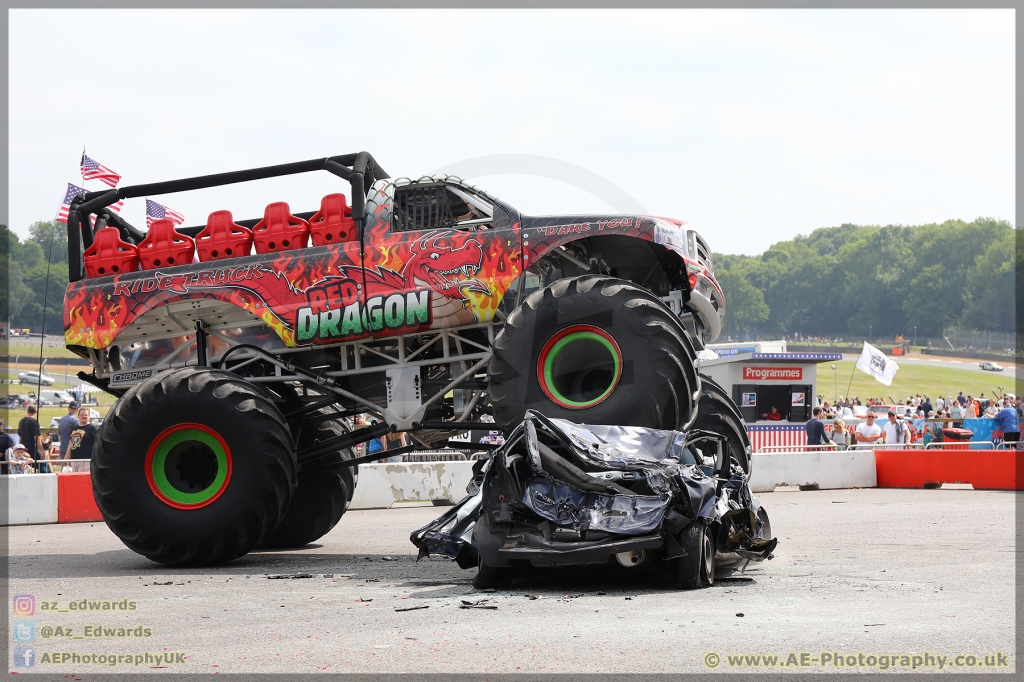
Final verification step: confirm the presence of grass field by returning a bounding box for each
[822,360,1015,403]
[5,343,80,359]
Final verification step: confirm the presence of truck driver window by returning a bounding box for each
[393,184,494,232]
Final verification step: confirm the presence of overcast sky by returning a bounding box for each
[8,8,1015,255]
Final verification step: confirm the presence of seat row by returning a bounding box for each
[83,194,358,278]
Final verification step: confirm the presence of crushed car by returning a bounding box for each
[411,410,777,590]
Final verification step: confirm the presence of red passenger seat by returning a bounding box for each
[83,226,140,278]
[252,202,309,254]
[195,210,254,262]
[138,219,196,269]
[308,193,357,246]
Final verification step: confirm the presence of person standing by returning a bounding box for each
[854,413,882,445]
[831,418,850,450]
[17,404,42,464]
[365,420,385,459]
[805,407,832,446]
[957,392,967,407]
[965,398,977,419]
[882,410,909,445]
[0,417,14,475]
[991,403,1015,446]
[58,400,80,459]
[920,396,933,417]
[66,407,99,464]
[382,430,409,463]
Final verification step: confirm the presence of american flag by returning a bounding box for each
[80,153,121,187]
[146,199,185,228]
[56,183,88,223]
[747,425,809,453]
[56,183,123,224]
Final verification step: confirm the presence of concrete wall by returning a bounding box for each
[349,461,475,510]
[3,473,59,525]
[749,450,877,493]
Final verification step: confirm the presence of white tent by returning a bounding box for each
[69,384,104,394]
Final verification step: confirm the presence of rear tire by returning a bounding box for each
[691,374,751,474]
[92,368,295,566]
[488,275,699,430]
[677,520,715,589]
[473,559,515,590]
[259,409,357,549]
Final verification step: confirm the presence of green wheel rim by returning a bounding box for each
[538,325,622,409]
[146,424,232,509]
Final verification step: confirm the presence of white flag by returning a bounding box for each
[855,341,900,386]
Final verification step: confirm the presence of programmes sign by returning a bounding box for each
[743,367,803,381]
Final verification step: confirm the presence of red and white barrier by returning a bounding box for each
[3,472,103,525]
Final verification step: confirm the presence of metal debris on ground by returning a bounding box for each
[736,613,745,617]
[460,599,498,610]
[395,605,429,612]
[359,597,373,602]
[267,574,313,580]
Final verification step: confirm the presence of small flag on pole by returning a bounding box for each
[80,152,122,188]
[56,183,88,223]
[146,199,185,228]
[855,341,900,386]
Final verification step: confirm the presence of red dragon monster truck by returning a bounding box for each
[63,152,738,566]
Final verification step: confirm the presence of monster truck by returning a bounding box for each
[62,152,731,566]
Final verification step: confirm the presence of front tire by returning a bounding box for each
[488,276,700,430]
[92,368,296,566]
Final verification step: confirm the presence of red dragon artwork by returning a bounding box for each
[64,228,517,350]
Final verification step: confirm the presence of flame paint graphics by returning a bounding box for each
[65,224,523,350]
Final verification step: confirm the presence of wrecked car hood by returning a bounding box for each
[411,411,775,566]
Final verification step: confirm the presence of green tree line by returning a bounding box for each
[2,221,70,335]
[714,218,1019,339]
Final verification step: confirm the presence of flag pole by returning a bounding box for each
[844,343,863,401]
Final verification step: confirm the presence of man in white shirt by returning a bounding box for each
[881,410,909,445]
[935,396,945,413]
[855,413,883,444]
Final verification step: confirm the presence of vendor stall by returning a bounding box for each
[701,342,843,451]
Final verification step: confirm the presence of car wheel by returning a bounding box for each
[473,558,515,590]
[677,520,715,589]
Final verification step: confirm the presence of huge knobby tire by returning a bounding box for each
[259,409,357,549]
[488,276,700,430]
[691,374,751,474]
[92,368,296,566]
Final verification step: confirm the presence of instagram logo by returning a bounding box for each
[12,594,35,616]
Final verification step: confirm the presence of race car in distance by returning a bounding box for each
[61,152,736,567]
[979,362,1004,372]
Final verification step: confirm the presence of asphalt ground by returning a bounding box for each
[5,488,1017,676]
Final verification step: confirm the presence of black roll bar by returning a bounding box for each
[67,152,389,282]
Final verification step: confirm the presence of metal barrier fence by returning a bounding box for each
[925,441,996,450]
[755,444,839,453]
[2,458,91,474]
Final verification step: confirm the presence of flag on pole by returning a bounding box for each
[56,183,88,223]
[146,199,185,228]
[80,152,122,187]
[855,341,900,386]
